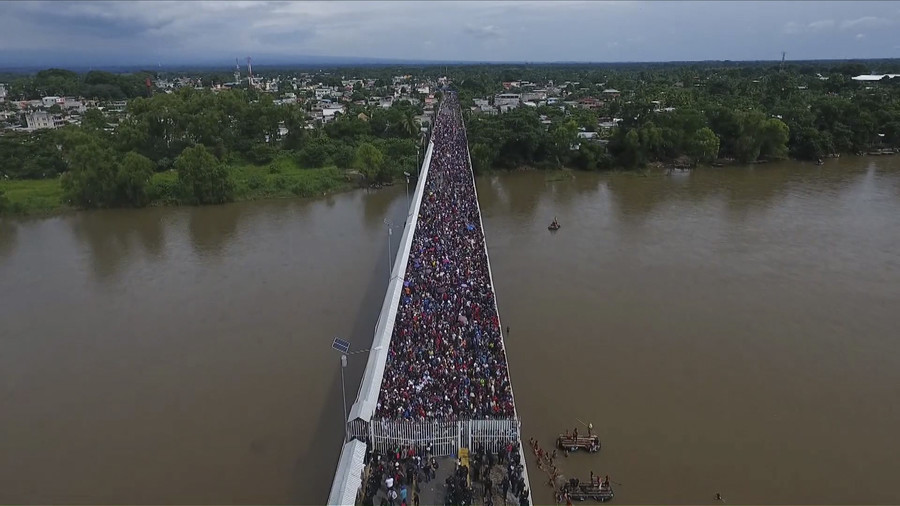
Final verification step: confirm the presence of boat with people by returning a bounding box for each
[548,217,561,231]
[557,433,600,452]
[561,477,614,502]
[558,423,600,452]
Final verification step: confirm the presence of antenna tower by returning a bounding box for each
[780,51,786,71]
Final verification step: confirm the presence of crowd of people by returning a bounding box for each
[470,442,530,506]
[375,93,516,421]
[361,443,431,506]
[360,441,529,506]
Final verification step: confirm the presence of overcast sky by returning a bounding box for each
[1,1,899,66]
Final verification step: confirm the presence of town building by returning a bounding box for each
[494,93,521,107]
[26,111,66,130]
[851,74,900,81]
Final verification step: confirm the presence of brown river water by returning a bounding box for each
[1,157,899,504]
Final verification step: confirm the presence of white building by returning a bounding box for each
[0,83,7,102]
[851,74,900,81]
[26,111,65,130]
[495,93,521,107]
[41,96,63,108]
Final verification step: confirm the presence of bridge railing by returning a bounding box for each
[358,418,522,457]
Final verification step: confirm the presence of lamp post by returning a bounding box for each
[330,339,380,444]
[339,353,347,441]
[384,218,401,276]
[331,338,350,443]
[403,171,411,214]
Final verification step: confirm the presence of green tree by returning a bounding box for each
[470,143,497,174]
[397,110,419,138]
[60,139,119,208]
[550,120,579,167]
[791,127,829,160]
[175,144,234,204]
[81,108,108,131]
[354,142,385,182]
[688,127,720,163]
[759,118,790,160]
[116,152,154,207]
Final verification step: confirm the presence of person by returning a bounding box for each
[573,427,578,440]
[400,485,407,504]
[413,493,420,506]
[386,476,394,491]
[387,488,398,506]
[590,471,594,484]
[587,423,593,437]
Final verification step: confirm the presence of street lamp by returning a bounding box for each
[330,339,380,444]
[383,218,402,276]
[331,337,350,443]
[403,171,411,214]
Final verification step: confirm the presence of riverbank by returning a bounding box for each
[0,156,357,217]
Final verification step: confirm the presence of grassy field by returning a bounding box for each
[0,177,69,215]
[1,155,357,216]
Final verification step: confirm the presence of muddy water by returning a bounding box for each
[0,189,409,504]
[1,156,899,504]
[479,157,900,504]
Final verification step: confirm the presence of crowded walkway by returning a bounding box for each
[375,93,515,421]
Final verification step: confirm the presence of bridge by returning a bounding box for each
[327,93,532,506]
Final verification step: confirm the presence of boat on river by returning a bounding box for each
[549,218,561,231]
[557,433,600,452]
[561,479,614,502]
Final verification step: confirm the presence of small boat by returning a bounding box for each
[561,478,614,502]
[557,433,600,453]
[548,223,561,231]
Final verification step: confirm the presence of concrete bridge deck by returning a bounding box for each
[328,93,531,506]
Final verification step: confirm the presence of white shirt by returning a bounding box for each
[386,477,394,489]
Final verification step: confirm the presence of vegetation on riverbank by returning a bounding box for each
[1,83,424,216]
[458,61,900,172]
[4,60,900,216]
[0,156,353,215]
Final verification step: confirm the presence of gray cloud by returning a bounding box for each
[839,16,893,30]
[463,24,504,41]
[0,1,898,67]
[807,19,836,31]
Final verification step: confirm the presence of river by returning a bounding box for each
[1,157,899,504]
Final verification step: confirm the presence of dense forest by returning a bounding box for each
[0,68,157,101]
[1,60,899,214]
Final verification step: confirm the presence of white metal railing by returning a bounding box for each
[362,418,521,458]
